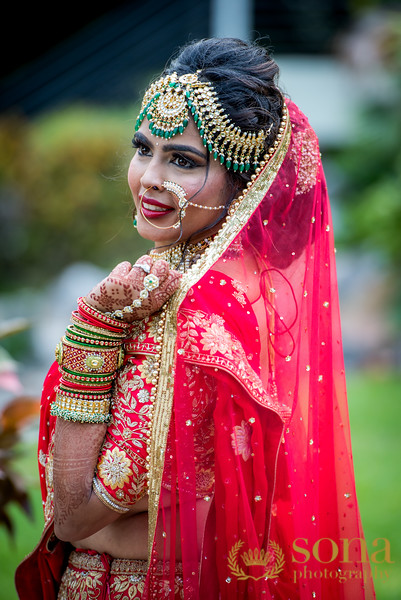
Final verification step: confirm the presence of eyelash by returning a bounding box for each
[172,153,196,169]
[131,138,148,154]
[131,138,197,169]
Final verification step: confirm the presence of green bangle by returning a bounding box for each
[67,324,124,343]
[61,366,116,382]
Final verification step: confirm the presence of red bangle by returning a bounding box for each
[59,376,112,393]
[58,379,111,398]
[77,297,130,332]
[56,385,111,401]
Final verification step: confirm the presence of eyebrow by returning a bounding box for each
[134,131,207,160]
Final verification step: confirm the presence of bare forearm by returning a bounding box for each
[53,419,118,541]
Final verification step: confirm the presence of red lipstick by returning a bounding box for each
[140,196,175,219]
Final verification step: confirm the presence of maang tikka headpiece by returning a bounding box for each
[135,71,268,173]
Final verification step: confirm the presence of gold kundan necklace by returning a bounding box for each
[149,236,214,273]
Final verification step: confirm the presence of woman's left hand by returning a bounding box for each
[85,256,181,321]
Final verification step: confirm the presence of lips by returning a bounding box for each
[140,196,175,219]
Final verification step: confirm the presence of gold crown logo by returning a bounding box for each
[228,540,285,582]
[241,547,274,568]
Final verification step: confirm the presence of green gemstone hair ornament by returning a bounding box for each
[134,72,268,172]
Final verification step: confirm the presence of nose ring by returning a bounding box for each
[162,181,188,228]
[139,185,182,230]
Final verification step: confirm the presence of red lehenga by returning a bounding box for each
[16,100,376,600]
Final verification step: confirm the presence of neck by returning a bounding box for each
[150,236,214,272]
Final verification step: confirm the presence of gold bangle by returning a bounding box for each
[92,476,130,513]
[50,394,111,423]
[65,329,121,347]
[71,314,127,341]
[55,338,124,373]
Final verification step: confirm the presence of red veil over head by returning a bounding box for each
[144,100,375,599]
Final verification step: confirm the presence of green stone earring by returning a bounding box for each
[133,215,137,228]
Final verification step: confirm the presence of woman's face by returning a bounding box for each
[128,117,232,249]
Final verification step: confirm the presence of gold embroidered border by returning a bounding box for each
[124,341,159,355]
[147,106,291,558]
[179,352,291,422]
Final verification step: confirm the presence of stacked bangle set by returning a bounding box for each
[50,297,130,423]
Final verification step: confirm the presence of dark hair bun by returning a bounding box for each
[164,38,283,173]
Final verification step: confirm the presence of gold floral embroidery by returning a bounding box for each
[231,420,252,461]
[110,575,145,599]
[128,312,162,344]
[129,318,148,341]
[177,308,291,421]
[110,573,184,600]
[38,449,46,467]
[290,127,320,195]
[59,551,184,600]
[97,356,154,508]
[196,467,215,493]
[98,447,133,490]
[200,322,235,356]
[147,312,164,339]
[137,388,150,403]
[180,310,250,372]
[129,369,145,392]
[232,279,248,306]
[137,356,158,384]
[58,568,103,599]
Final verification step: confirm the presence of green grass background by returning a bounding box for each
[1,370,400,599]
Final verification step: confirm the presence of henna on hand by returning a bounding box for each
[85,256,181,321]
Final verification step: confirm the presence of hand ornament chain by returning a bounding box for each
[106,271,161,319]
[85,257,181,322]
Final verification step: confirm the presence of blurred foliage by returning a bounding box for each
[0,320,40,537]
[335,12,401,265]
[334,11,401,324]
[0,395,40,537]
[0,103,150,292]
[336,100,401,264]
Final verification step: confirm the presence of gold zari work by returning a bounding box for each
[58,550,184,600]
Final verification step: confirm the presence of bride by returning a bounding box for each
[16,37,375,600]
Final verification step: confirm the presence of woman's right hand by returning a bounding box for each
[85,256,181,321]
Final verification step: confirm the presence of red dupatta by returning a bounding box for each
[143,100,376,599]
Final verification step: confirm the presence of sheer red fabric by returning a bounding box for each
[143,100,375,599]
